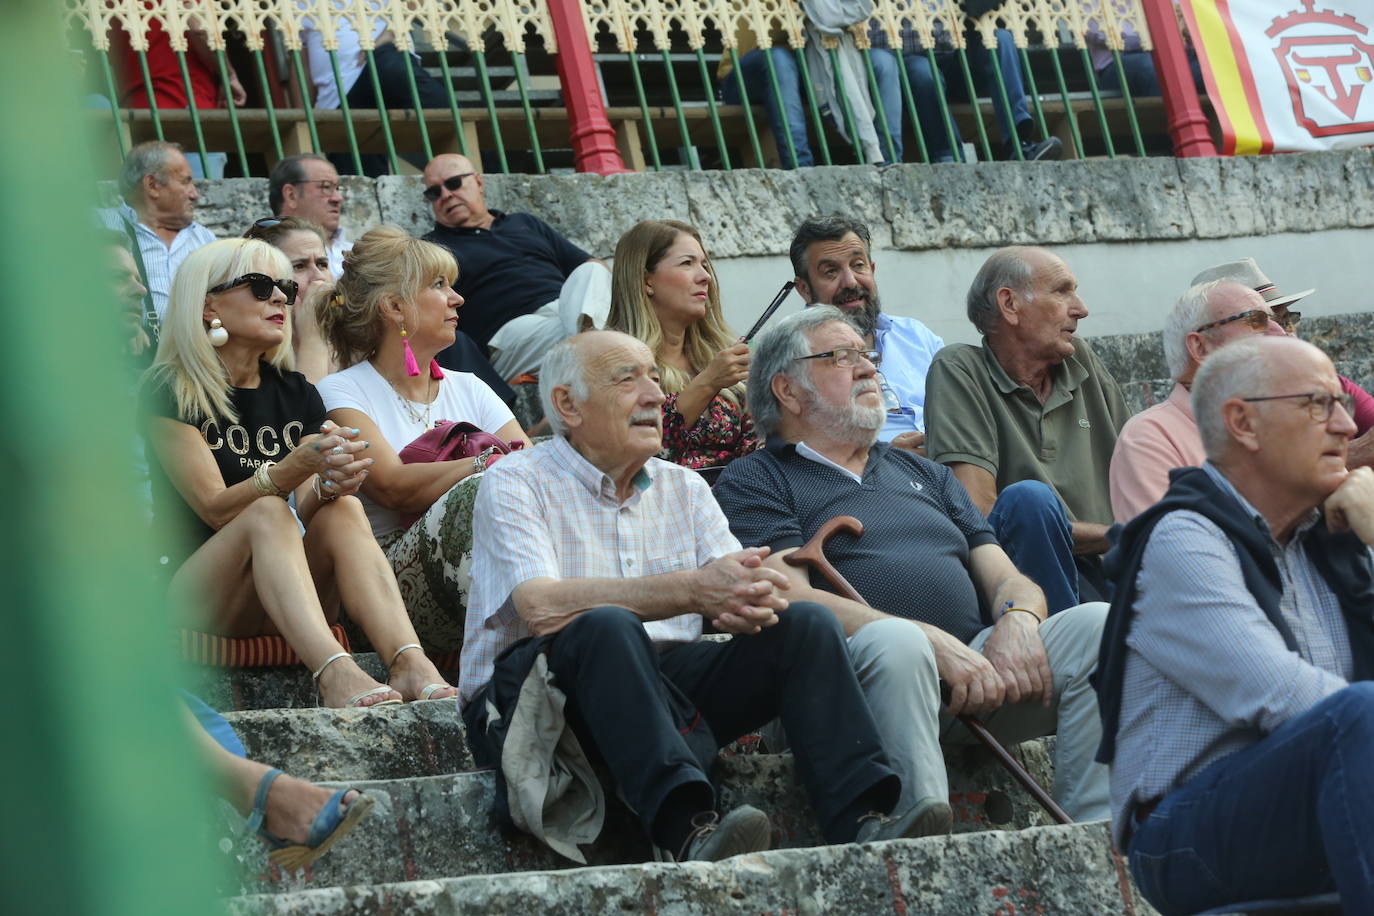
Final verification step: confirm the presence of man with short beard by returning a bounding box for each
[790,216,943,452]
[714,307,1113,834]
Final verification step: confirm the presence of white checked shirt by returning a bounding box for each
[459,435,741,702]
[99,202,216,320]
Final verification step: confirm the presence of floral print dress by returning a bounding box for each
[659,392,762,469]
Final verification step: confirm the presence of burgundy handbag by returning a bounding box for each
[396,421,523,526]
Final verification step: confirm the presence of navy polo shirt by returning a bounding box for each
[714,437,999,643]
[424,210,591,349]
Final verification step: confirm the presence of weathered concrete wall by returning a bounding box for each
[114,149,1371,349]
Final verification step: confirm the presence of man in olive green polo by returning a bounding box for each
[924,246,1130,611]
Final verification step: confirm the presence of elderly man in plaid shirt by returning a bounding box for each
[1096,335,1374,914]
[459,330,912,862]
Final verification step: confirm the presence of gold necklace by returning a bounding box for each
[387,374,436,429]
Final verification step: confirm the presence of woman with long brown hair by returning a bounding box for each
[607,219,760,468]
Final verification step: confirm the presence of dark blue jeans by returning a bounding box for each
[1129,684,1374,915]
[986,480,1080,613]
[720,48,902,167]
[523,603,898,845]
[874,29,1030,162]
[720,48,813,169]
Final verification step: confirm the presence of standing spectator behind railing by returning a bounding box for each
[269,155,350,276]
[606,220,760,469]
[1084,3,1202,99]
[300,4,458,176]
[99,140,216,322]
[716,9,901,168]
[867,3,1061,162]
[113,11,246,179]
[141,237,458,707]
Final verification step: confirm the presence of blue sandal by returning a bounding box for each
[245,768,376,872]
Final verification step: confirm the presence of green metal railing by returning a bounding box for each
[69,0,1166,177]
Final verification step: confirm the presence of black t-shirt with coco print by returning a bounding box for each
[142,362,325,565]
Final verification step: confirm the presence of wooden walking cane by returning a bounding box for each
[784,516,1074,826]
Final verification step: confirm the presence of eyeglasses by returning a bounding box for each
[1195,308,1273,334]
[1271,308,1302,331]
[294,179,340,196]
[422,172,476,202]
[1240,391,1355,423]
[207,272,299,305]
[793,347,881,369]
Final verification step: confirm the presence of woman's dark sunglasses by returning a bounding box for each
[208,272,299,305]
[422,172,476,202]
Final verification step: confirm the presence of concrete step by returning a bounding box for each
[217,731,1059,896]
[222,701,1057,831]
[224,703,474,781]
[225,821,1157,915]
[184,653,463,712]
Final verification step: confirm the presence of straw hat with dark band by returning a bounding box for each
[1190,257,1315,310]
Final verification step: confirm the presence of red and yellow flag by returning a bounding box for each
[1181,0,1374,153]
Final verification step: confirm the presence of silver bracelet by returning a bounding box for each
[313,475,340,503]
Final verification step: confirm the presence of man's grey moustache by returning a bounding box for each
[630,412,661,425]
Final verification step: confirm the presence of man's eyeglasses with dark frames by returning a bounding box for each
[423,172,477,202]
[208,273,299,306]
[1195,308,1274,334]
[792,348,881,369]
[1239,391,1355,423]
[293,179,339,196]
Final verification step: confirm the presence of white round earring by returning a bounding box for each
[208,318,229,348]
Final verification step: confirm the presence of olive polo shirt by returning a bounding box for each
[924,337,1129,526]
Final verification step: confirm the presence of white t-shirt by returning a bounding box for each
[317,360,516,537]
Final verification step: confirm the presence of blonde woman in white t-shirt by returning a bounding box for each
[316,226,529,651]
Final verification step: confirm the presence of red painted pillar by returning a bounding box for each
[546,0,631,174]
[1143,0,1215,157]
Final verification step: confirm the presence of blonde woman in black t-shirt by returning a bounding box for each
[142,238,457,707]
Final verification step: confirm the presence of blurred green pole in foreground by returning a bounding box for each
[0,2,220,913]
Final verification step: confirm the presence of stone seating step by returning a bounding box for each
[217,722,1059,897]
[222,701,1056,829]
[224,820,1157,915]
[185,653,454,712]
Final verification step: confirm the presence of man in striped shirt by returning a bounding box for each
[460,330,908,861]
[1098,335,1374,914]
[98,140,215,322]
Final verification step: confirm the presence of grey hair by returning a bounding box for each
[788,216,872,281]
[1163,280,1230,380]
[1191,336,1278,459]
[749,305,859,437]
[269,153,331,215]
[966,247,1035,335]
[538,337,593,436]
[119,140,184,202]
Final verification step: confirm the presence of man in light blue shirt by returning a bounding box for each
[788,216,944,449]
[98,140,216,322]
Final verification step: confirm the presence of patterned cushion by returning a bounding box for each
[179,625,352,667]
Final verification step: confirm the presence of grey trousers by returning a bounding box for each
[487,261,612,379]
[848,602,1111,823]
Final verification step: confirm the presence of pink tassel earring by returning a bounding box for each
[429,359,445,380]
[400,323,421,377]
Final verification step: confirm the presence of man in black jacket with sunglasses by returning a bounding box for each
[421,153,610,381]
